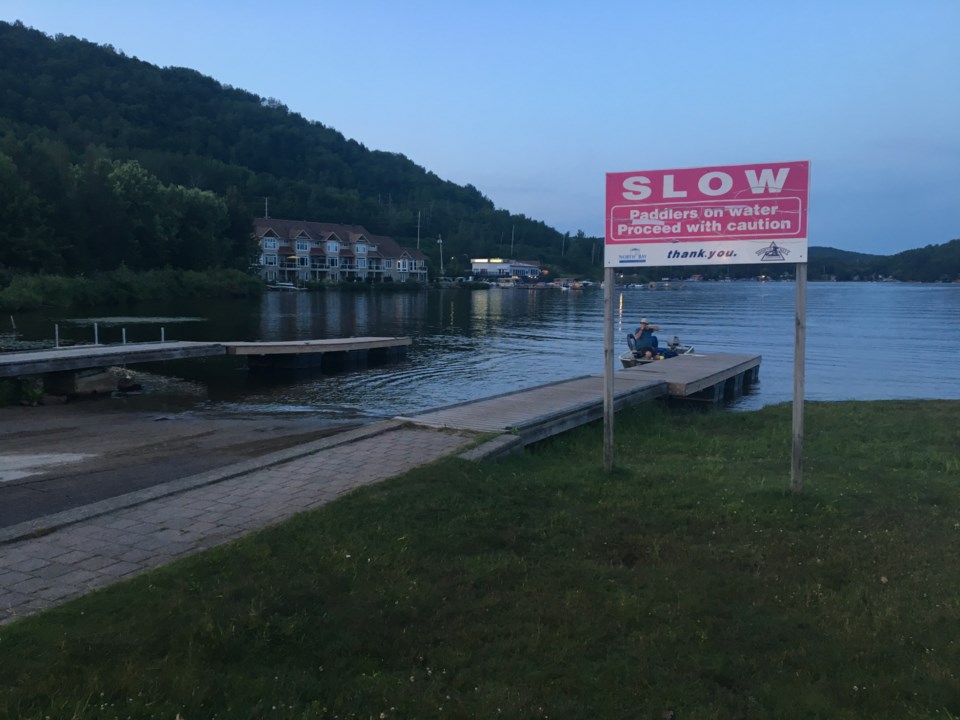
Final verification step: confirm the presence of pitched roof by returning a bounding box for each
[368,233,426,261]
[253,218,423,262]
[253,217,369,242]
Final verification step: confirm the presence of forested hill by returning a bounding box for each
[807,241,960,282]
[0,20,565,276]
[0,20,956,282]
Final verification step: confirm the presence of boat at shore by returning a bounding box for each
[266,282,302,291]
[620,335,695,368]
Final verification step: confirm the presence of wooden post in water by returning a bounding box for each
[792,262,807,492]
[603,266,614,472]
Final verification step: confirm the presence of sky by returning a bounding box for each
[1,0,958,255]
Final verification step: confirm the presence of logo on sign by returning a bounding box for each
[756,242,790,262]
[618,248,647,264]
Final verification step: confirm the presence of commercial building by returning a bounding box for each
[469,258,541,279]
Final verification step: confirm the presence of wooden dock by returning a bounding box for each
[224,337,411,372]
[402,352,761,457]
[399,373,667,442]
[223,338,411,356]
[0,338,412,380]
[0,342,224,378]
[620,352,761,404]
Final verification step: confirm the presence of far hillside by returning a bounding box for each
[0,20,956,283]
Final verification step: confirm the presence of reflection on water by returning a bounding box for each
[11,283,960,418]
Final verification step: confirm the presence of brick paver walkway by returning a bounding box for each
[0,422,476,625]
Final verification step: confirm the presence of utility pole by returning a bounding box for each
[510,225,515,257]
[417,211,421,250]
[438,234,444,275]
[264,197,269,219]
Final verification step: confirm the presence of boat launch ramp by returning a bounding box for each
[1,341,759,458]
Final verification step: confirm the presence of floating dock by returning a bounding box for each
[620,352,761,404]
[0,338,412,385]
[0,342,225,378]
[400,352,761,457]
[400,373,666,442]
[224,338,411,372]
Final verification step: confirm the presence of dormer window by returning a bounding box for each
[356,243,366,254]
[263,238,278,249]
[295,240,309,251]
[327,241,339,253]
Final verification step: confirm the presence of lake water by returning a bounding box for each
[10,282,960,421]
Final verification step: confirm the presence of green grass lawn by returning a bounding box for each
[1,401,958,719]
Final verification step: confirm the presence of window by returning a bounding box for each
[264,254,278,266]
[356,243,366,254]
[328,257,339,268]
[296,240,309,251]
[357,258,366,269]
[297,256,309,267]
[385,259,395,269]
[263,238,278,249]
[327,241,339,253]
[399,260,408,272]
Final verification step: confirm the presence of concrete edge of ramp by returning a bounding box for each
[457,434,525,461]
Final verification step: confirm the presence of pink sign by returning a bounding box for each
[605,161,810,267]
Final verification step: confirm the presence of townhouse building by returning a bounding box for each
[254,217,429,284]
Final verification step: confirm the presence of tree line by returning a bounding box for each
[630,241,960,283]
[0,20,956,285]
[0,21,572,279]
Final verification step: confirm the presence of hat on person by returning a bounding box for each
[640,318,648,324]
